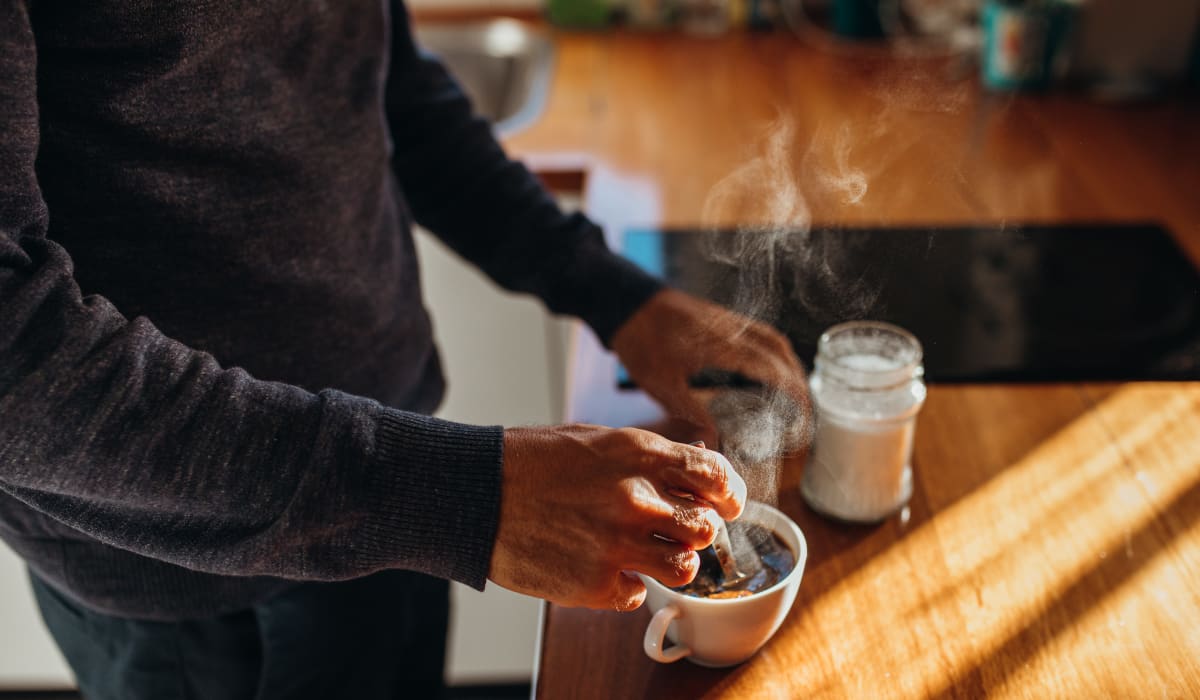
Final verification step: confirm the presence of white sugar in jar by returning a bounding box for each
[801,321,926,522]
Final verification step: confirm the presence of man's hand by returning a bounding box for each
[489,425,746,611]
[611,288,810,444]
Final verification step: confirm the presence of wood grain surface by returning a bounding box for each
[537,384,1200,699]
[486,25,1200,700]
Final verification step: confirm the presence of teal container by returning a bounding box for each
[981,0,1074,91]
[833,0,884,39]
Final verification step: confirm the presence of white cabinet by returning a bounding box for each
[0,542,74,689]
[415,226,566,684]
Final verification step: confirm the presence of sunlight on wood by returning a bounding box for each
[707,385,1200,699]
[528,30,1200,699]
[993,514,1200,698]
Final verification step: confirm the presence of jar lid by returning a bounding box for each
[815,321,924,390]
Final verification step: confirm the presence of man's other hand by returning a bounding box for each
[611,288,810,444]
[489,426,746,611]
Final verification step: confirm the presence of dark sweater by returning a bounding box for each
[0,1,660,620]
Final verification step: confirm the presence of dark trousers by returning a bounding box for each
[31,570,449,700]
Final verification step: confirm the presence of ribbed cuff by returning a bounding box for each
[359,409,504,590]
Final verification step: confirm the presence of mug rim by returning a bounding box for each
[639,501,808,605]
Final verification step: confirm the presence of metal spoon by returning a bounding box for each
[690,441,752,587]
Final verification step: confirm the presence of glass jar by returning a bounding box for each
[801,321,926,522]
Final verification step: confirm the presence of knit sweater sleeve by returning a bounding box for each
[384,4,663,346]
[0,2,501,590]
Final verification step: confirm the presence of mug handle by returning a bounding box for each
[643,605,691,663]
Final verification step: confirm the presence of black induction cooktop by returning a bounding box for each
[619,223,1200,383]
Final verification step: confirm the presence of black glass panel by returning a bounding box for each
[620,224,1200,383]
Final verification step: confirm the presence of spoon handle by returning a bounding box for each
[689,441,749,583]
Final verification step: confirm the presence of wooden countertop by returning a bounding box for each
[496,27,1200,700]
[505,29,1200,255]
[538,383,1200,699]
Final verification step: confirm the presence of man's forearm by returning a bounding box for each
[0,235,504,587]
[0,1,503,588]
[384,2,663,344]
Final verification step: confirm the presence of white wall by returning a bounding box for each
[413,225,567,684]
[0,543,73,689]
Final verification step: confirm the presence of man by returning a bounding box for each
[0,1,806,698]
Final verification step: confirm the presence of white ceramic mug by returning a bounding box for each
[638,502,808,667]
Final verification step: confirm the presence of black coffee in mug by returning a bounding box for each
[674,522,795,599]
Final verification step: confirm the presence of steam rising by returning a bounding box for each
[693,56,973,583]
[701,113,885,509]
[700,115,884,348]
[700,114,878,573]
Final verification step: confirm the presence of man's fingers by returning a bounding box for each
[627,540,700,589]
[727,347,806,398]
[759,325,803,368]
[610,571,647,612]
[718,345,811,433]
[716,321,807,394]
[650,497,723,550]
[658,381,718,446]
[665,446,746,521]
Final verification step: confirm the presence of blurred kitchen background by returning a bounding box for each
[2,0,1197,697]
